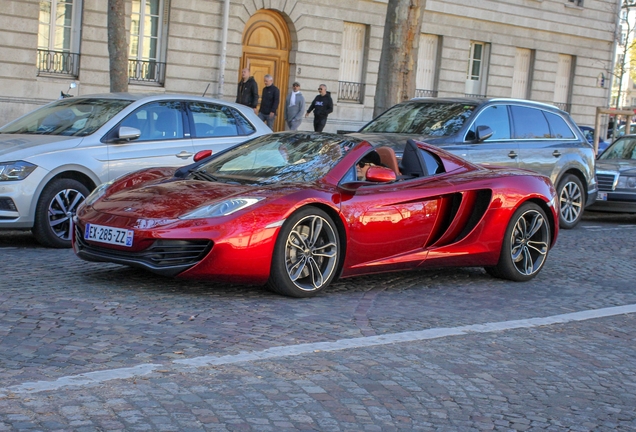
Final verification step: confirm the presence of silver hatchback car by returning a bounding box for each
[350,97,597,229]
[0,93,271,247]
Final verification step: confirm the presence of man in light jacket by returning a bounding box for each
[284,82,305,131]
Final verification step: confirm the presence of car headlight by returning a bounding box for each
[0,161,37,181]
[82,179,115,207]
[617,175,636,189]
[179,197,263,220]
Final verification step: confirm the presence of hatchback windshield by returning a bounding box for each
[191,133,356,185]
[599,137,636,160]
[0,98,133,137]
[360,101,477,136]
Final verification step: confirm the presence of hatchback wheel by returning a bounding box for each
[485,202,550,282]
[557,174,584,229]
[32,178,90,248]
[268,207,339,298]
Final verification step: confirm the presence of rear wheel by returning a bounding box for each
[268,207,340,298]
[557,174,584,229]
[485,202,550,282]
[32,178,89,248]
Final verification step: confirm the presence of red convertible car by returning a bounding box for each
[73,132,559,297]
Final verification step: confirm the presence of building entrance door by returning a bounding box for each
[241,10,291,132]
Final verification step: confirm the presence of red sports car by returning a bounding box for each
[73,132,558,298]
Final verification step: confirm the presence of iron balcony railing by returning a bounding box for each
[36,49,80,77]
[128,59,166,85]
[415,89,438,98]
[338,81,365,103]
[464,93,487,99]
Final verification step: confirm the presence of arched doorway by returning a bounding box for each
[241,10,291,132]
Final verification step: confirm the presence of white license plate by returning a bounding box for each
[84,223,133,247]
[598,192,608,201]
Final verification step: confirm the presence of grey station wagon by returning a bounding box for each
[350,97,597,228]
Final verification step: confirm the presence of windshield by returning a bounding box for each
[0,98,133,137]
[599,137,636,160]
[360,101,477,135]
[191,133,356,185]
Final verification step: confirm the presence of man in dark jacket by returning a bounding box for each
[236,68,258,110]
[258,74,280,130]
[305,84,333,132]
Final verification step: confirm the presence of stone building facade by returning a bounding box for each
[0,0,620,131]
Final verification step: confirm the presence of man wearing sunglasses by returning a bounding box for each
[305,84,333,132]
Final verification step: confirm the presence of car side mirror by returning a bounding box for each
[194,149,213,162]
[366,166,397,182]
[475,125,493,142]
[117,126,141,141]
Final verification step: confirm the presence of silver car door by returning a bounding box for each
[107,101,195,180]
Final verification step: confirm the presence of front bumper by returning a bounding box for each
[0,168,47,229]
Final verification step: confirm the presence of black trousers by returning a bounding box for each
[313,115,328,132]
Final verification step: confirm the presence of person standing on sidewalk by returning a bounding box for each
[236,68,259,110]
[305,84,333,132]
[258,74,280,130]
[284,82,305,131]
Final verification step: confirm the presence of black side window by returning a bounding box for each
[544,112,575,139]
[510,106,551,139]
[465,105,511,141]
[420,148,445,175]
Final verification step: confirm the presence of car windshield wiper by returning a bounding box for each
[190,169,218,182]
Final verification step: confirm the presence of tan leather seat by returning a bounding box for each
[376,146,400,175]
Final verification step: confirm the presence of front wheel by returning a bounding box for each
[32,178,90,248]
[268,207,340,298]
[557,174,584,229]
[485,202,550,282]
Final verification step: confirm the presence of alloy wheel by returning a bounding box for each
[559,180,582,225]
[284,214,338,292]
[48,188,86,241]
[510,209,549,276]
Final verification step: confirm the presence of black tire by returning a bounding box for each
[485,202,550,282]
[267,207,340,298]
[557,173,584,229]
[32,178,90,248]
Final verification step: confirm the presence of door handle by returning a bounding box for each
[552,150,562,158]
[176,151,194,159]
[508,151,518,159]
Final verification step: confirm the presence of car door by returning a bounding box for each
[187,102,257,155]
[106,101,195,180]
[339,148,455,275]
[451,104,520,169]
[508,104,572,182]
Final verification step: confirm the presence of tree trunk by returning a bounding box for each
[108,0,129,92]
[374,0,426,118]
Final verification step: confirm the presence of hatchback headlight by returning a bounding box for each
[180,197,263,220]
[0,161,37,181]
[617,175,636,189]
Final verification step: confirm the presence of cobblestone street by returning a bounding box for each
[0,211,635,431]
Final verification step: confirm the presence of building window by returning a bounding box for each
[568,0,584,6]
[129,0,169,85]
[37,0,82,77]
[554,54,575,112]
[338,22,367,103]
[511,48,534,99]
[465,41,490,98]
[415,34,440,98]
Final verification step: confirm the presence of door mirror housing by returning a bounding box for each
[117,126,141,141]
[475,125,494,142]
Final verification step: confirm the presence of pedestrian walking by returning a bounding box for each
[258,74,280,130]
[284,82,305,131]
[236,68,259,110]
[305,84,333,132]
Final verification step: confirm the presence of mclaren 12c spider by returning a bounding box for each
[73,132,559,297]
